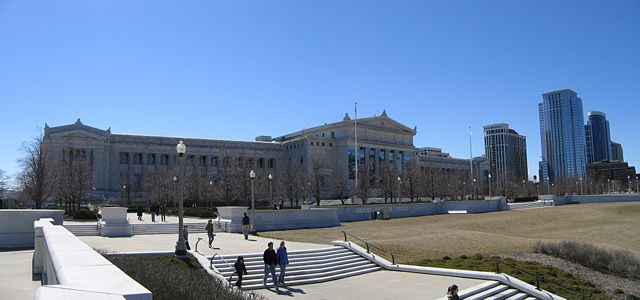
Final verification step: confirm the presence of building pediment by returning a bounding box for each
[45,119,111,141]
[355,115,417,135]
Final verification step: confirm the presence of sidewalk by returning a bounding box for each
[0,250,42,299]
[64,212,210,225]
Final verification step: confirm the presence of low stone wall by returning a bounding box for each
[0,209,64,249]
[33,218,151,300]
[217,206,340,233]
[539,194,640,206]
[329,199,508,222]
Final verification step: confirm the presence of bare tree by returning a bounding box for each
[0,169,8,206]
[355,167,375,204]
[379,160,397,203]
[279,159,301,208]
[17,135,53,209]
[308,158,325,206]
[55,148,93,214]
[334,173,349,205]
[145,166,175,207]
[401,157,423,202]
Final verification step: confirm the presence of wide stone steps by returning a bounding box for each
[437,281,537,300]
[132,223,209,235]
[210,246,381,290]
[63,224,99,236]
[508,201,551,210]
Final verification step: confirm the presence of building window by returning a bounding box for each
[146,154,156,165]
[258,158,265,169]
[160,154,169,166]
[120,152,129,165]
[268,158,275,169]
[322,142,325,147]
[212,156,219,167]
[132,153,142,165]
[331,131,335,138]
[329,143,333,147]
[200,156,207,167]
[300,156,304,165]
[133,174,142,189]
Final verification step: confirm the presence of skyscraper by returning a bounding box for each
[538,89,587,182]
[484,123,528,191]
[611,142,624,162]
[585,111,612,164]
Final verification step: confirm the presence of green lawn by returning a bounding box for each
[415,255,608,299]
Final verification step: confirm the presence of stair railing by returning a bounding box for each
[208,247,235,284]
[342,231,396,265]
[493,259,589,299]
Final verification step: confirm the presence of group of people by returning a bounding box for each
[233,241,289,290]
[136,203,168,222]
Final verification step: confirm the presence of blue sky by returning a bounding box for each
[1,0,639,183]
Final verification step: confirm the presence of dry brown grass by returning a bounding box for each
[261,202,640,263]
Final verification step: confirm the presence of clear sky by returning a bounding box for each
[1,0,639,183]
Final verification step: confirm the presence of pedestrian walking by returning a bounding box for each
[150,203,157,222]
[242,213,250,240]
[234,256,248,288]
[160,202,167,222]
[183,225,191,250]
[447,284,459,300]
[137,205,143,221]
[205,219,216,248]
[277,241,289,285]
[263,242,279,291]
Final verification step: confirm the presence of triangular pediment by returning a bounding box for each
[45,120,110,141]
[356,116,416,135]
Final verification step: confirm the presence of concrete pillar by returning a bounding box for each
[32,218,54,277]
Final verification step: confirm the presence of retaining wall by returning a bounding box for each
[33,218,152,299]
[0,209,64,249]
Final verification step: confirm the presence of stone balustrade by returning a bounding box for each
[33,218,151,300]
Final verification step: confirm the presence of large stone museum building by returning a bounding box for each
[43,111,488,202]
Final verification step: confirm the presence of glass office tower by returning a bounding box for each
[585,111,612,164]
[538,89,586,182]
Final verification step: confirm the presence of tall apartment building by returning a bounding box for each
[483,123,528,190]
[611,142,624,162]
[585,111,612,164]
[538,89,587,182]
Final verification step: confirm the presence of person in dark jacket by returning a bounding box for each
[277,241,289,285]
[205,219,216,247]
[150,203,157,222]
[234,256,248,288]
[447,284,459,300]
[263,242,279,291]
[136,205,143,221]
[183,225,191,250]
[242,213,250,240]
[160,202,167,222]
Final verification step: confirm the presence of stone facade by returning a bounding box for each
[43,113,489,202]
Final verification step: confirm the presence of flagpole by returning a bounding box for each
[469,126,473,194]
[354,101,358,191]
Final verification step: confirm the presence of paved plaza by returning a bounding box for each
[0,250,42,300]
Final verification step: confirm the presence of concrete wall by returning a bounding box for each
[0,210,64,249]
[540,194,640,206]
[33,218,151,300]
[328,199,507,222]
[217,206,340,233]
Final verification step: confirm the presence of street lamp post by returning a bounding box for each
[579,177,583,195]
[175,140,187,257]
[636,176,639,193]
[522,180,526,196]
[250,170,256,233]
[308,181,311,205]
[488,174,492,199]
[628,176,631,193]
[397,176,401,203]
[473,178,476,199]
[122,185,127,206]
[607,179,611,194]
[209,180,213,208]
[172,176,177,207]
[268,174,273,206]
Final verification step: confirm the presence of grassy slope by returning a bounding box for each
[415,256,608,299]
[260,202,640,263]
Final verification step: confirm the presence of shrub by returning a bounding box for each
[105,254,264,300]
[183,207,217,218]
[73,208,97,220]
[533,241,640,279]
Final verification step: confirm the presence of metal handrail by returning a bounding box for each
[208,247,235,284]
[342,231,396,264]
[493,259,588,299]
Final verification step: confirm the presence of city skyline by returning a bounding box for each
[1,1,639,184]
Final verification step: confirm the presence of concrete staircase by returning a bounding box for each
[210,246,381,290]
[437,281,536,300]
[132,222,209,235]
[64,222,215,236]
[63,224,99,236]
[508,201,552,210]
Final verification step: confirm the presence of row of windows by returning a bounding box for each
[119,152,276,169]
[309,141,333,147]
